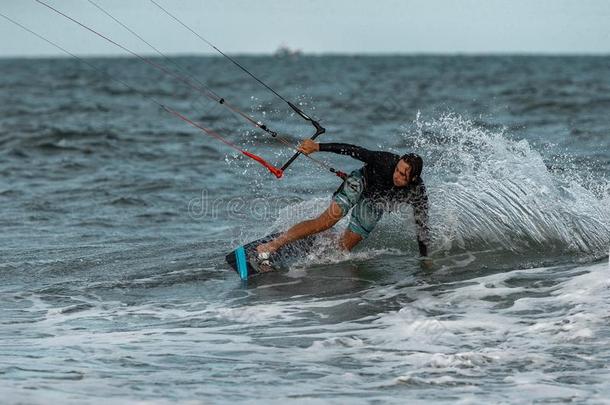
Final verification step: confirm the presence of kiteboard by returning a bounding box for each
[226,233,318,280]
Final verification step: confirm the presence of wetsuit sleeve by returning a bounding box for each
[411,181,430,257]
[318,143,378,164]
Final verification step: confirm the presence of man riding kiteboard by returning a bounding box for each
[13,0,429,278]
[255,139,430,268]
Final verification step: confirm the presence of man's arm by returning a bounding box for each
[298,140,379,164]
[318,143,378,164]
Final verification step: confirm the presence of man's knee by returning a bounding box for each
[340,230,363,251]
[313,215,338,231]
[327,201,345,219]
[321,202,345,225]
[310,204,342,231]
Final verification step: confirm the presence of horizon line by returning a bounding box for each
[1,50,609,60]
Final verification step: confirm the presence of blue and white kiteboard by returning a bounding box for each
[225,233,317,280]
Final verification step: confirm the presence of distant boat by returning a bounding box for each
[274,43,302,59]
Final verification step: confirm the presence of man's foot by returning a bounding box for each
[253,241,278,273]
[256,241,278,255]
[255,258,274,273]
[249,247,274,273]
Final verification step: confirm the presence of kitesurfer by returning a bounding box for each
[256,140,430,264]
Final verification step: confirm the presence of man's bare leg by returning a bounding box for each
[257,201,344,255]
[338,229,363,251]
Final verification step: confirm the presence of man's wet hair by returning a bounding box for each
[400,153,423,182]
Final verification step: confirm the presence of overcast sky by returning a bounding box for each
[1,0,609,57]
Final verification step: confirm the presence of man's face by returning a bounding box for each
[393,159,411,187]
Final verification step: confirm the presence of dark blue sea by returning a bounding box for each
[1,54,609,404]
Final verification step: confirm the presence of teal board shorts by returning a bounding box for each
[332,169,383,238]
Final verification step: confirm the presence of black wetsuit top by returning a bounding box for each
[319,143,430,256]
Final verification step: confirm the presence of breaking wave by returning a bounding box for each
[266,114,610,266]
[403,114,610,259]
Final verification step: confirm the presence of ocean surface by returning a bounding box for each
[1,54,609,404]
